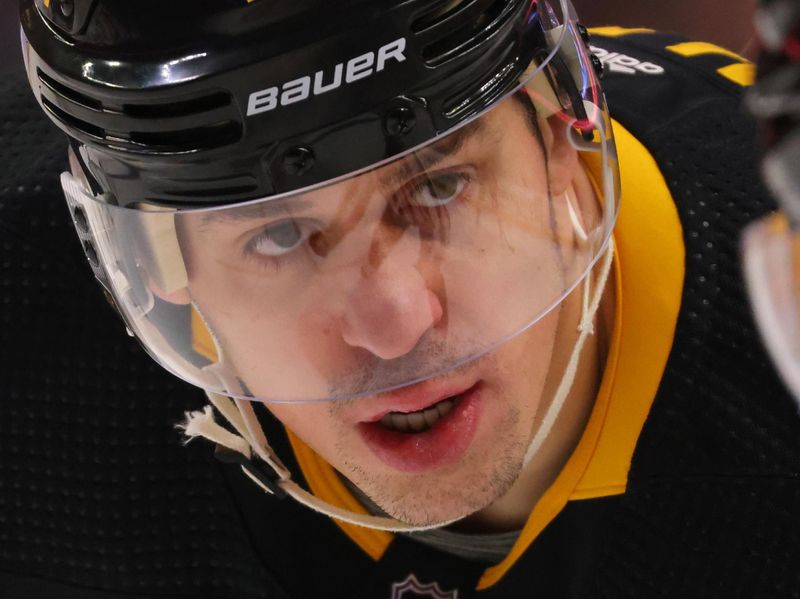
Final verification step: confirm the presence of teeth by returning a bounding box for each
[437,399,455,418]
[407,411,427,432]
[423,407,440,428]
[379,396,458,433]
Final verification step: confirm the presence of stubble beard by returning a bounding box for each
[335,403,526,527]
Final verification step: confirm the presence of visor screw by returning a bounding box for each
[577,23,591,46]
[281,146,315,176]
[590,53,604,78]
[72,206,89,234]
[58,0,74,18]
[385,106,416,136]
[82,240,99,269]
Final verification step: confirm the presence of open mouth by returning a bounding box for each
[377,394,461,433]
[358,384,482,473]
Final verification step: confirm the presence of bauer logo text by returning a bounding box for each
[247,38,407,116]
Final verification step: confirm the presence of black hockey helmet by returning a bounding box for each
[22,0,585,206]
[21,0,620,404]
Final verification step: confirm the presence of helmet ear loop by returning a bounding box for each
[541,36,606,155]
[544,51,596,140]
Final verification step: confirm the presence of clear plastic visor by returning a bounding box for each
[62,47,619,403]
[743,212,800,399]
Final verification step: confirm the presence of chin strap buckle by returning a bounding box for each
[214,444,288,500]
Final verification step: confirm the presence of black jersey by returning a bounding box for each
[1,29,799,599]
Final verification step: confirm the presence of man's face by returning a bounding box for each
[175,99,590,524]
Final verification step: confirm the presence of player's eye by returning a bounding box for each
[387,169,473,238]
[247,219,316,258]
[411,171,468,208]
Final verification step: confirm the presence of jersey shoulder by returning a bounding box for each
[593,33,800,523]
[589,28,754,138]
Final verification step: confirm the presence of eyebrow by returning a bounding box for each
[377,119,485,190]
[199,197,314,227]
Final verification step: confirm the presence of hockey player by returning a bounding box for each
[6,0,799,596]
[743,0,800,400]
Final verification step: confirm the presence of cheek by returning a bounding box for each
[493,306,561,414]
[295,305,347,371]
[266,402,343,458]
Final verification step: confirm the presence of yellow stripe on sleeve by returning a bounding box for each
[666,41,749,64]
[717,62,756,86]
[588,26,655,38]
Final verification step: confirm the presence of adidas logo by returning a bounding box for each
[590,45,665,75]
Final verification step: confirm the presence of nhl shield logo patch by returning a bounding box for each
[390,574,458,599]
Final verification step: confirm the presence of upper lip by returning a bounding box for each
[351,379,478,424]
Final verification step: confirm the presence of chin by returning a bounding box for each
[352,447,526,527]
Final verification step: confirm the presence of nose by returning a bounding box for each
[340,257,444,360]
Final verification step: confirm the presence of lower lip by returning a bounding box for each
[357,384,482,474]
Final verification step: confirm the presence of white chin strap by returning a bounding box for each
[524,236,615,466]
[179,240,615,533]
[181,392,455,533]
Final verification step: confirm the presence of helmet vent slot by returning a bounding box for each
[127,121,243,153]
[123,92,232,119]
[442,53,519,120]
[38,68,103,111]
[41,91,242,154]
[412,0,474,33]
[36,66,242,153]
[41,96,105,140]
[420,0,515,67]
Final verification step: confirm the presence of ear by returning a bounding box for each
[538,113,580,197]
[150,279,192,305]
